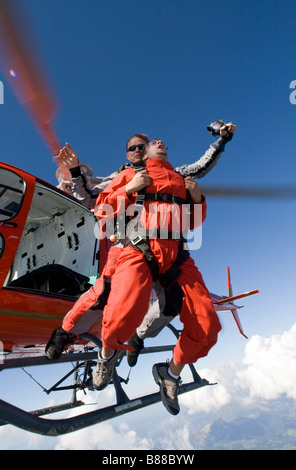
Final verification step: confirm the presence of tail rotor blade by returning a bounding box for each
[200,185,296,200]
[231,309,248,339]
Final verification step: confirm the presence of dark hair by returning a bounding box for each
[126,133,149,150]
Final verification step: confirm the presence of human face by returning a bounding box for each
[126,137,147,166]
[144,139,168,162]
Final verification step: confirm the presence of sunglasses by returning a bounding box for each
[127,144,146,152]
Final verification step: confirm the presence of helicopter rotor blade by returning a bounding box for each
[0,0,61,155]
[199,185,296,200]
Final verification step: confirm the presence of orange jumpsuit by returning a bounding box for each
[95,158,221,365]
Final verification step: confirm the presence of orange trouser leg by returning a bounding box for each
[62,277,105,333]
[101,246,153,351]
[172,256,222,365]
[62,245,122,333]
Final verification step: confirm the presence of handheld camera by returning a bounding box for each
[207,120,228,136]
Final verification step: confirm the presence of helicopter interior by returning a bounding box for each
[1,171,100,298]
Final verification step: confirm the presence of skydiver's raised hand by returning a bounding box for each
[220,122,237,136]
[57,142,79,169]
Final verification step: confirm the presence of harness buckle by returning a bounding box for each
[135,194,145,207]
[135,199,145,207]
[130,235,143,246]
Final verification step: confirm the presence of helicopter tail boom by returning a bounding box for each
[211,267,260,338]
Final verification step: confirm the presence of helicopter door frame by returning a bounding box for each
[0,163,35,288]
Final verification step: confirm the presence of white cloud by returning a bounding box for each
[50,388,152,450]
[180,323,296,415]
[237,323,296,401]
[54,420,152,450]
[157,419,195,450]
[0,424,51,450]
[180,367,232,414]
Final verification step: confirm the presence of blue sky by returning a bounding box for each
[0,0,296,450]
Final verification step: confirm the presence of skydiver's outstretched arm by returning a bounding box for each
[174,122,237,179]
[56,123,237,207]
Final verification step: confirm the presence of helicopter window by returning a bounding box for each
[0,168,26,221]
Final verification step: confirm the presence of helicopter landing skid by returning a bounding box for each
[0,330,216,436]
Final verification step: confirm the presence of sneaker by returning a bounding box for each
[152,362,181,415]
[45,327,74,360]
[92,350,121,390]
[126,333,144,367]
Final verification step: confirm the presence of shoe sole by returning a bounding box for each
[152,365,180,416]
[126,351,139,367]
[92,380,111,391]
[45,349,62,361]
[126,337,143,367]
[45,330,75,360]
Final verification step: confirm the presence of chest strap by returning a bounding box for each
[137,192,190,206]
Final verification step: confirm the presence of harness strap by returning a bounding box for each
[159,244,189,289]
[125,167,191,284]
[126,233,189,286]
[142,192,189,206]
[127,236,160,281]
[163,281,184,317]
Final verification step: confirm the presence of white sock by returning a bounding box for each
[101,351,114,360]
[168,367,180,381]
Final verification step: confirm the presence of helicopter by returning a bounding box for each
[1,1,292,437]
[0,159,260,436]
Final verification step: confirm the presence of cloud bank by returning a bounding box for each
[181,322,296,414]
[237,323,296,401]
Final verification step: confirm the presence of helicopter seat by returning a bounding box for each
[7,264,92,297]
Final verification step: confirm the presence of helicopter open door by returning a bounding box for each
[0,162,101,354]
